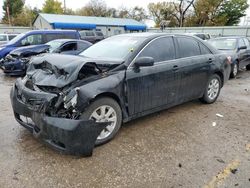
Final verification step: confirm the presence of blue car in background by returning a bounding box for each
[0,30,81,60]
[1,39,92,76]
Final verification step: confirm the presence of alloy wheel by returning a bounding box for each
[89,105,117,140]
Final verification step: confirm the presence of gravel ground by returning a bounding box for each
[0,69,249,188]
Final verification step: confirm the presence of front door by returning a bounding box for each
[125,36,181,116]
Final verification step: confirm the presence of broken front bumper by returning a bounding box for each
[10,79,107,157]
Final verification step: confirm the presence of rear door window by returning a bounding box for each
[62,33,77,39]
[45,33,64,42]
[176,37,201,58]
[85,32,95,36]
[138,37,175,63]
[60,42,77,52]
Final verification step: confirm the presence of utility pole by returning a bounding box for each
[6,0,11,26]
[64,0,66,13]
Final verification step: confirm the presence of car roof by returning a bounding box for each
[211,36,246,40]
[115,32,205,40]
[24,30,77,35]
[49,39,84,43]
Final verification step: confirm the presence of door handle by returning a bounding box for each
[208,58,213,63]
[172,65,179,71]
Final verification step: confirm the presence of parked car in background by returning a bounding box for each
[10,33,231,156]
[79,30,105,43]
[1,39,92,76]
[0,33,19,45]
[186,33,212,40]
[207,36,250,78]
[0,30,81,60]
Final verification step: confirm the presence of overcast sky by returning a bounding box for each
[0,0,167,19]
[0,0,250,25]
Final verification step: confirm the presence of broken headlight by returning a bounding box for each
[63,88,80,109]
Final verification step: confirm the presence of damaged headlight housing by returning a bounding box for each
[63,87,80,109]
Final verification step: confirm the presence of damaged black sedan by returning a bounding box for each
[10,33,231,156]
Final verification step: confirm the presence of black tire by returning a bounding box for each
[230,62,238,78]
[80,97,122,146]
[200,74,222,104]
[246,64,250,70]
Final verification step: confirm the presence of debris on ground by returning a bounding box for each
[212,122,217,127]
[230,168,238,174]
[178,163,182,168]
[216,113,224,118]
[216,158,225,163]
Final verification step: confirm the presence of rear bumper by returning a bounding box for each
[10,79,107,156]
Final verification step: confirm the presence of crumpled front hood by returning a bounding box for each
[10,44,50,57]
[26,53,122,88]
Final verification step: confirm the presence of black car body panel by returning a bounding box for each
[10,33,231,156]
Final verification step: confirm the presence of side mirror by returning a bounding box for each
[238,46,247,50]
[134,57,154,67]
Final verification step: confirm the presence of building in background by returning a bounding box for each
[33,13,147,37]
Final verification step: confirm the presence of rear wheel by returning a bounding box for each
[230,62,238,78]
[200,74,222,104]
[80,97,122,146]
[246,64,250,70]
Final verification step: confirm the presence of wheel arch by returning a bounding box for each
[94,92,121,106]
[214,71,224,87]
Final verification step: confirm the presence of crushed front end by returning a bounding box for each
[10,78,108,156]
[1,54,28,76]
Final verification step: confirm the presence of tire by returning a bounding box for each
[246,64,250,70]
[80,97,122,146]
[230,62,238,78]
[200,74,222,104]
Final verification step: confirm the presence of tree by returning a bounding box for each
[12,6,40,26]
[2,0,24,25]
[77,0,109,17]
[217,0,249,25]
[129,6,148,22]
[171,0,195,27]
[190,0,249,26]
[148,2,177,27]
[42,0,63,14]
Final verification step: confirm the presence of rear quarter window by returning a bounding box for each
[199,42,212,55]
[176,37,201,58]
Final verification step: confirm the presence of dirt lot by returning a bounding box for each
[0,69,249,188]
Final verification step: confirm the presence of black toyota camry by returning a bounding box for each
[10,33,231,156]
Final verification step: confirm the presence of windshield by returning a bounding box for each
[208,38,237,50]
[0,35,7,42]
[46,40,64,52]
[7,33,25,45]
[80,36,145,60]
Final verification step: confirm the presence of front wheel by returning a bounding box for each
[80,97,122,146]
[200,74,222,104]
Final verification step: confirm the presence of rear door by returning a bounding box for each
[174,36,212,101]
[125,36,181,115]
